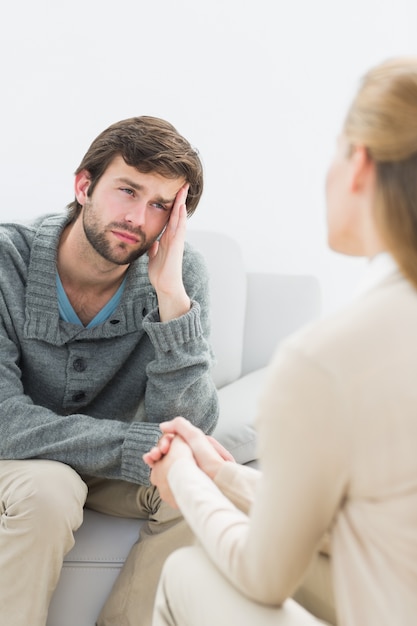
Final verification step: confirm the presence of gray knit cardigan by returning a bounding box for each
[0,214,219,485]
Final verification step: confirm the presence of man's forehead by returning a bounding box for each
[106,156,185,193]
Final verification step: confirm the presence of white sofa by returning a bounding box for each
[46,230,322,626]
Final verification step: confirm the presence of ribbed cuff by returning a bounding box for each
[121,421,162,485]
[142,301,203,352]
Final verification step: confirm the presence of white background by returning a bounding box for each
[1,1,416,313]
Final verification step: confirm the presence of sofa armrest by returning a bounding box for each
[213,367,267,465]
[242,273,321,376]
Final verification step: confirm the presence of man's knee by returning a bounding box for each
[1,460,87,535]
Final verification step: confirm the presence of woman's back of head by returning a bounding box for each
[344,57,417,287]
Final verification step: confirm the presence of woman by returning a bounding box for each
[144,57,417,626]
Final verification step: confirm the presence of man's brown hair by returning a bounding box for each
[67,116,203,221]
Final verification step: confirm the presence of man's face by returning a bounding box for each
[77,155,185,265]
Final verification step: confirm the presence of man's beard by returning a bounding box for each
[82,203,157,265]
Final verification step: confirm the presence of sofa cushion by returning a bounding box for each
[187,230,247,388]
[47,509,142,626]
[242,273,321,376]
[213,367,267,465]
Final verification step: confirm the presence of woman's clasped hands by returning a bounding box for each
[143,417,235,509]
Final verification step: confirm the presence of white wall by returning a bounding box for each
[1,0,416,313]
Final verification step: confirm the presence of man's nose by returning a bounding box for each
[125,202,147,225]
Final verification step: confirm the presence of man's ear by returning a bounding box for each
[74,170,91,205]
[349,146,374,193]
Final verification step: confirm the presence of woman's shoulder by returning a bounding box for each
[282,272,417,374]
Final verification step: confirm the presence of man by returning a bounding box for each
[0,116,219,626]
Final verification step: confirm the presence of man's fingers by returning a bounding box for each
[147,240,159,259]
[168,184,189,233]
[176,183,189,208]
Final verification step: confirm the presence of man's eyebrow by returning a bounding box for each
[116,177,176,205]
[117,176,143,191]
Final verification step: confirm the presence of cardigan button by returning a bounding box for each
[73,358,87,372]
[72,391,86,403]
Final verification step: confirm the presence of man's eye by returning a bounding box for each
[152,202,168,211]
[121,188,134,196]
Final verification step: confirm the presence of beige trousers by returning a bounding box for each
[84,475,193,626]
[0,460,192,626]
[293,552,337,625]
[0,459,87,626]
[153,545,328,626]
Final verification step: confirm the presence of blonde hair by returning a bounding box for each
[344,57,417,287]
